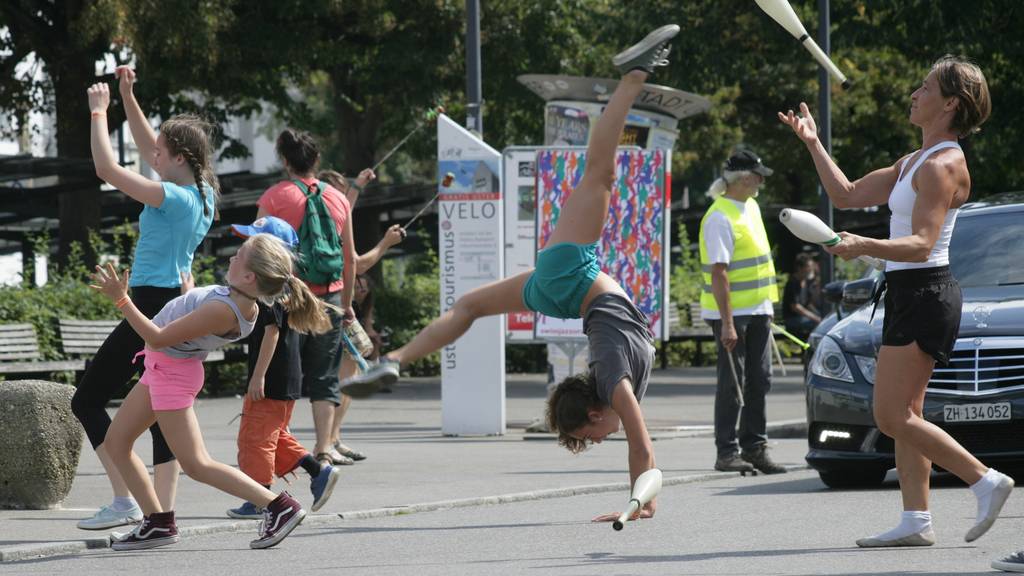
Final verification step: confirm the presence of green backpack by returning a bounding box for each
[293,179,343,285]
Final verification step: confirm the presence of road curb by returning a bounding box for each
[0,465,808,563]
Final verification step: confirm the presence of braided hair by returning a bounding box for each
[161,114,220,218]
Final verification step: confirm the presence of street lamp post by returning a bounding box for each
[817,0,835,284]
[466,0,483,135]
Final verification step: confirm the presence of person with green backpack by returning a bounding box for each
[256,128,367,463]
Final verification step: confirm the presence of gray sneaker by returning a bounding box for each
[340,359,399,399]
[612,24,680,75]
[742,445,788,475]
[993,550,1024,572]
[714,453,755,473]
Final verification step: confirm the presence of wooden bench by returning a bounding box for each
[660,302,715,369]
[0,323,85,375]
[58,319,229,366]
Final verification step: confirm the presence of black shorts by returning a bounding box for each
[881,266,961,365]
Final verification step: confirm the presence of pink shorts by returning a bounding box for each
[137,349,205,411]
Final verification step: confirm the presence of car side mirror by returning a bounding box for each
[842,277,880,310]
[823,280,846,304]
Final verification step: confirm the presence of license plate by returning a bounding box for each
[943,402,1011,423]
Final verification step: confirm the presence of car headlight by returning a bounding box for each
[810,336,854,383]
[854,355,876,385]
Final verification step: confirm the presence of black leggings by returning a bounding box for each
[71,286,180,465]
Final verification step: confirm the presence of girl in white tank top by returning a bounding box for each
[886,141,962,271]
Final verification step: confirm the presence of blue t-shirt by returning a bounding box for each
[130,182,215,288]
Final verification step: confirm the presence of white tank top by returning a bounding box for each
[886,140,961,272]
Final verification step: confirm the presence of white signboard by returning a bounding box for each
[502,147,540,341]
[437,115,505,435]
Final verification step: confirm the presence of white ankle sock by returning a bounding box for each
[971,468,1003,521]
[868,511,932,541]
[111,496,137,512]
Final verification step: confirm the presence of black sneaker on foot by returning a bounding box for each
[110,511,179,551]
[714,453,755,473]
[612,24,680,75]
[742,445,788,474]
[250,492,306,549]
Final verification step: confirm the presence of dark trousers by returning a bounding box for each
[708,315,773,458]
[70,286,179,465]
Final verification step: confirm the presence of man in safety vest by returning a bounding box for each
[699,149,787,475]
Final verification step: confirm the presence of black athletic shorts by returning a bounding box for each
[881,265,961,365]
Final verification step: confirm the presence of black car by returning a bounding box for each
[805,193,1024,488]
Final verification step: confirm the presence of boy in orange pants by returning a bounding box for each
[228,216,341,518]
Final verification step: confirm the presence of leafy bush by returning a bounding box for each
[374,242,442,376]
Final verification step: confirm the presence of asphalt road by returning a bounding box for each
[5,469,1021,576]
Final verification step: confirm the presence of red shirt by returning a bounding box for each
[257,177,352,296]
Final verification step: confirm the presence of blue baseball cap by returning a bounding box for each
[231,216,299,248]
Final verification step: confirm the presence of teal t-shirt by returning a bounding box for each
[130,182,215,288]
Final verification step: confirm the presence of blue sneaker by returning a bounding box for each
[310,465,340,512]
[227,501,264,519]
[77,504,143,530]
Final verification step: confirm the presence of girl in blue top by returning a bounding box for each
[71,68,216,532]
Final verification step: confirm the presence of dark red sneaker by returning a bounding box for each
[110,511,179,551]
[250,492,306,549]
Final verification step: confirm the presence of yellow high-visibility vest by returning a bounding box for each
[699,196,779,312]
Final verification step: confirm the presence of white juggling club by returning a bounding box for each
[612,468,662,531]
[754,0,851,89]
[779,208,884,270]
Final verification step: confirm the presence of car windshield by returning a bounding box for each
[949,210,1024,288]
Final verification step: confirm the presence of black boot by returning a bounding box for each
[741,445,787,474]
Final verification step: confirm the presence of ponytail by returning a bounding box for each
[281,276,332,334]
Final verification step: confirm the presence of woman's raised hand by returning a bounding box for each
[115,66,137,98]
[777,102,819,145]
[87,83,111,114]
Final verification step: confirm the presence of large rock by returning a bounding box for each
[0,380,83,509]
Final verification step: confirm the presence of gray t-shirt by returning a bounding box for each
[583,292,655,405]
[150,285,257,359]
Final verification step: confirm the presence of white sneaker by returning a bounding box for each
[855,529,935,548]
[967,471,1015,542]
[77,504,143,530]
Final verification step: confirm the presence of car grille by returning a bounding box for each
[929,337,1024,394]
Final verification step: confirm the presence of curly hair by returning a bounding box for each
[546,371,602,454]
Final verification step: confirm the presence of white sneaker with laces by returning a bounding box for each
[77,504,143,530]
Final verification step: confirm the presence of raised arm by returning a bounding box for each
[356,224,405,274]
[88,83,166,208]
[116,66,158,166]
[779,102,903,209]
